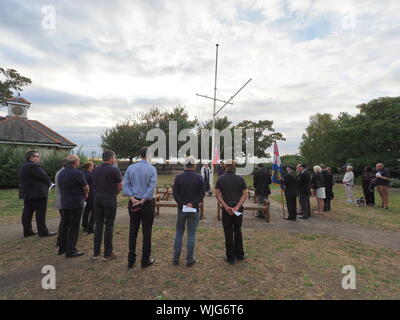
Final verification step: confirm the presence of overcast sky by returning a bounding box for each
[1,0,399,158]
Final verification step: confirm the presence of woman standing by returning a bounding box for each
[201,163,212,196]
[80,161,95,234]
[362,166,375,206]
[342,166,355,204]
[311,165,325,214]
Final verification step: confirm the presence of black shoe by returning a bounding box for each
[128,260,136,269]
[299,216,308,219]
[173,260,179,266]
[40,231,57,237]
[187,259,196,267]
[284,217,296,221]
[141,258,155,269]
[224,257,235,265]
[58,249,65,255]
[24,232,37,238]
[236,255,246,261]
[65,251,84,258]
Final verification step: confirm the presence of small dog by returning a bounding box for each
[356,197,367,207]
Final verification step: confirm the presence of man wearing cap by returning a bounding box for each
[215,160,248,264]
[172,155,205,267]
[283,165,298,221]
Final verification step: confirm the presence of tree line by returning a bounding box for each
[299,97,400,177]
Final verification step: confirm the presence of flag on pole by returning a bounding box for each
[271,141,283,188]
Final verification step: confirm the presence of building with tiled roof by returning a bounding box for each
[0,95,76,157]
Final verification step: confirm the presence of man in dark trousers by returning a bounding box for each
[123,147,157,269]
[18,150,56,238]
[58,154,89,258]
[283,165,298,221]
[215,160,248,265]
[297,164,312,219]
[321,164,333,211]
[92,150,122,261]
[172,156,205,267]
[253,164,271,218]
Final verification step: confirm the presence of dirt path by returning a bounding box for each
[1,195,399,251]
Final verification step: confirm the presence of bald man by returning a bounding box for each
[58,155,89,258]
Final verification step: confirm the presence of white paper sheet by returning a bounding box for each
[234,211,242,216]
[182,205,197,213]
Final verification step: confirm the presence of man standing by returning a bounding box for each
[172,156,205,267]
[123,147,157,269]
[58,155,88,258]
[18,150,56,238]
[342,166,354,203]
[297,164,311,219]
[375,163,391,210]
[283,165,298,221]
[321,164,334,211]
[253,164,271,218]
[215,160,248,265]
[216,160,225,176]
[92,150,122,261]
[200,163,212,196]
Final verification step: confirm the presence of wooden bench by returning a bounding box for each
[217,200,270,223]
[154,194,205,220]
[155,186,173,200]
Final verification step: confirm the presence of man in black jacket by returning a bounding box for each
[18,150,56,238]
[253,164,272,218]
[283,165,298,221]
[321,164,333,211]
[172,155,205,267]
[297,164,312,219]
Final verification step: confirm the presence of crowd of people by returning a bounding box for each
[17,148,392,267]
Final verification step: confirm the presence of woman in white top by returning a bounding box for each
[342,166,354,203]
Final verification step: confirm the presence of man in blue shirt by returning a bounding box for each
[58,155,89,258]
[172,156,205,267]
[123,147,157,269]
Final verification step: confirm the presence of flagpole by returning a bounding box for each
[280,188,286,219]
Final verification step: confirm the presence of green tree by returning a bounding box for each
[0,68,32,105]
[100,119,146,163]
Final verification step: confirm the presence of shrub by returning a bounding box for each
[0,145,25,188]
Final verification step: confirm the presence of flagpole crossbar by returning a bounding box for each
[195,94,233,106]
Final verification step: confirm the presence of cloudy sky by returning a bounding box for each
[1,0,399,158]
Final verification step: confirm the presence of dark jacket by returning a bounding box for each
[297,170,312,195]
[311,172,325,189]
[253,169,272,196]
[283,171,298,198]
[322,169,333,198]
[173,170,205,210]
[18,161,51,200]
[81,169,94,196]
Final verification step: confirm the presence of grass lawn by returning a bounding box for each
[0,226,399,299]
[271,185,400,232]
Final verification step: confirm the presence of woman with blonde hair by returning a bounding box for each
[311,165,325,214]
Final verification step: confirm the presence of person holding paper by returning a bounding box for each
[172,155,205,267]
[215,159,248,265]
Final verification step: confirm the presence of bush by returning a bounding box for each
[390,178,400,188]
[0,146,25,188]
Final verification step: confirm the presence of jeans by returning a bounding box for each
[128,199,155,263]
[22,197,49,236]
[93,195,117,257]
[222,208,244,261]
[173,209,200,262]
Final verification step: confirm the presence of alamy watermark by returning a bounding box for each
[145,121,255,175]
